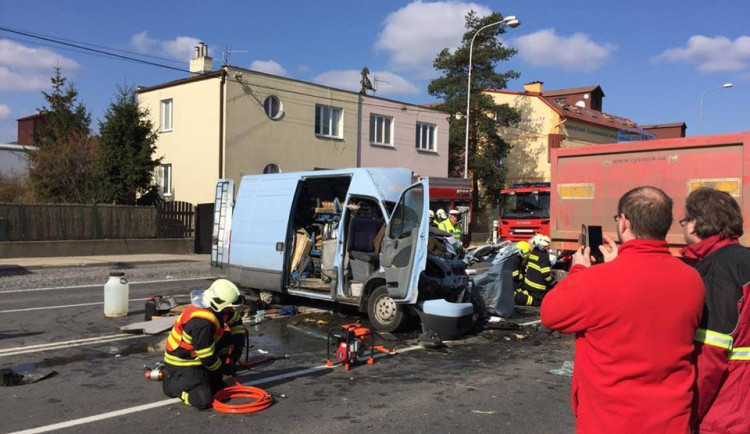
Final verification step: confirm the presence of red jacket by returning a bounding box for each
[682,236,750,434]
[541,239,705,434]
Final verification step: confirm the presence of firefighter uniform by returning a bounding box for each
[511,241,531,285]
[515,236,553,306]
[162,281,245,409]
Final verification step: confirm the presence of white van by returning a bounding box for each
[211,168,469,332]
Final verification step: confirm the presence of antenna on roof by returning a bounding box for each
[373,75,391,92]
[222,47,247,66]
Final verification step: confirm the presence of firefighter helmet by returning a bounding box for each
[203,279,244,312]
[515,241,531,255]
[530,234,551,250]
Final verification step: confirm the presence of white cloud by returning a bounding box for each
[0,39,79,71]
[313,70,419,96]
[0,104,10,120]
[654,35,750,73]
[130,31,202,61]
[512,29,616,71]
[375,1,492,74]
[0,66,49,91]
[250,60,288,76]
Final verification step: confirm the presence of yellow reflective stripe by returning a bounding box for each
[729,347,750,361]
[694,328,733,350]
[181,391,190,405]
[206,358,221,371]
[231,326,245,335]
[167,334,181,350]
[524,278,547,290]
[526,263,550,273]
[182,332,193,344]
[512,270,519,277]
[164,352,202,367]
[194,343,216,358]
[529,254,539,261]
[190,310,220,329]
[228,311,241,325]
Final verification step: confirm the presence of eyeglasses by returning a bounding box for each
[678,217,693,227]
[613,213,625,223]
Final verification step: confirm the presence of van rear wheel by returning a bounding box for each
[367,286,405,332]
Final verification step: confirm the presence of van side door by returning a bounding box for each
[379,179,429,304]
[229,176,300,291]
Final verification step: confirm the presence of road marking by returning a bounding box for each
[0,335,151,358]
[0,298,151,314]
[518,319,542,326]
[0,276,213,294]
[8,344,425,434]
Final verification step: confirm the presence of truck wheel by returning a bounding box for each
[367,286,405,332]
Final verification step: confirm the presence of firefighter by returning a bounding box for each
[162,279,246,409]
[435,208,448,228]
[515,234,554,306]
[428,210,437,227]
[511,241,531,285]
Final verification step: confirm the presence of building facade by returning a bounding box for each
[138,47,448,205]
[486,82,683,185]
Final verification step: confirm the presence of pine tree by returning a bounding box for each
[96,85,161,205]
[428,11,520,211]
[28,66,96,202]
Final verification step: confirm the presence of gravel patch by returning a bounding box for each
[0,261,212,291]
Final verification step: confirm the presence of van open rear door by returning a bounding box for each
[211,179,234,268]
[380,179,429,304]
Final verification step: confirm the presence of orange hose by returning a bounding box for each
[212,378,273,414]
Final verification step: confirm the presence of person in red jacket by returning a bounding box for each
[680,187,750,434]
[541,186,705,434]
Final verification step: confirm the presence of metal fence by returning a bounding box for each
[0,202,195,241]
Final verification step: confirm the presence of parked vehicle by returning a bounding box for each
[550,132,750,252]
[211,168,469,332]
[496,183,551,242]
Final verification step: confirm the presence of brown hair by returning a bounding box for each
[685,187,743,239]
[617,186,673,240]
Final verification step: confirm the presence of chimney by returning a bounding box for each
[523,81,543,94]
[189,42,213,75]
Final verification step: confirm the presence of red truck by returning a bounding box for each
[496,183,551,242]
[550,132,750,252]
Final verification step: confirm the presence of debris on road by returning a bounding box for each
[2,368,58,386]
[548,361,574,377]
[121,316,176,335]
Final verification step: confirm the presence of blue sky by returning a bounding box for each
[1,0,748,143]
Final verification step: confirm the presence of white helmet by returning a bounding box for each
[530,234,551,250]
[428,210,435,219]
[203,279,244,312]
[436,209,447,220]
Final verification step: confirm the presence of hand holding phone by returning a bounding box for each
[582,225,604,264]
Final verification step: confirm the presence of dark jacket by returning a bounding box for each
[683,236,750,434]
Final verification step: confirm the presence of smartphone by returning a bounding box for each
[581,224,604,264]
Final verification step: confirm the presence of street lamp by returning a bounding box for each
[700,83,733,135]
[464,15,521,179]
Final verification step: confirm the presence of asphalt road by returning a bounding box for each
[0,275,575,434]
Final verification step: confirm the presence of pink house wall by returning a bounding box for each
[358,95,449,177]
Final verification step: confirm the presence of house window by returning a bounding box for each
[264,96,283,120]
[370,114,393,146]
[416,122,436,151]
[263,163,280,174]
[156,164,172,197]
[315,104,343,138]
[160,99,173,132]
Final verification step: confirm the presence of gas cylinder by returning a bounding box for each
[104,271,129,317]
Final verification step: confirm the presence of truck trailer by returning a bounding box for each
[550,132,750,252]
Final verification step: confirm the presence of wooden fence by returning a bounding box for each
[0,202,195,241]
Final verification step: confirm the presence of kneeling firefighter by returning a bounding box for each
[514,234,554,306]
[162,279,246,409]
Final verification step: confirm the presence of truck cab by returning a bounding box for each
[497,183,551,242]
[211,168,469,332]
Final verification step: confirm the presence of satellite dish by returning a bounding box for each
[583,93,590,99]
[575,100,586,108]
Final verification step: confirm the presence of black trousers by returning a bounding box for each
[163,365,227,409]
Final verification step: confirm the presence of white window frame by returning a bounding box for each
[264,95,283,120]
[157,163,172,197]
[160,99,173,132]
[416,122,436,152]
[370,114,394,146]
[315,104,343,139]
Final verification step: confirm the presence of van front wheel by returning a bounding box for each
[367,286,405,332]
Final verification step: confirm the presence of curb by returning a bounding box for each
[0,258,208,273]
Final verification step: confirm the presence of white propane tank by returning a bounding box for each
[104,271,129,317]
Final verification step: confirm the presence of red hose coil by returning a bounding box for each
[213,379,273,414]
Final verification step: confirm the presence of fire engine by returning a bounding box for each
[496,182,550,242]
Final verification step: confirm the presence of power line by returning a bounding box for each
[0,26,189,73]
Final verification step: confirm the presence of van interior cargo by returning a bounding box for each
[288,176,387,297]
